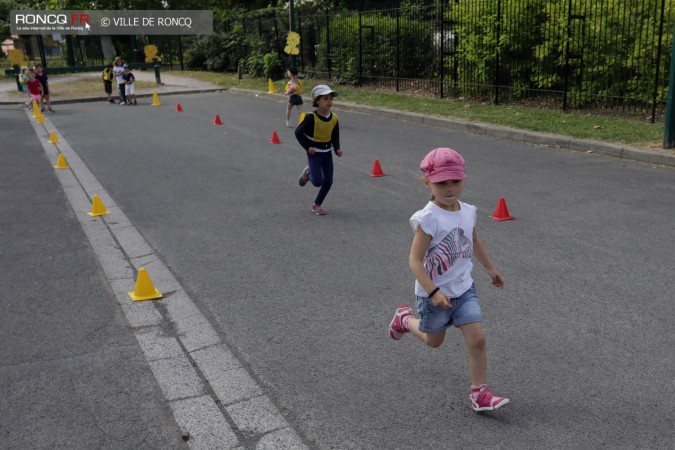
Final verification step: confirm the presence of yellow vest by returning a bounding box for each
[309,112,338,143]
[285,79,302,96]
[102,69,113,81]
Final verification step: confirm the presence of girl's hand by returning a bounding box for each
[488,269,504,288]
[431,290,452,309]
[308,147,316,155]
[335,149,343,157]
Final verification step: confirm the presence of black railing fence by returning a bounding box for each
[234,0,674,122]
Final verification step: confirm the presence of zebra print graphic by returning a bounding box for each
[425,226,472,279]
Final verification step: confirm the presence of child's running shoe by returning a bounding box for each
[47,107,54,112]
[311,204,326,215]
[470,387,510,412]
[298,166,310,186]
[388,305,412,340]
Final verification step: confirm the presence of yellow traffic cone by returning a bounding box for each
[37,113,44,124]
[49,131,60,143]
[87,194,111,216]
[128,268,163,301]
[152,90,161,106]
[268,79,277,94]
[32,100,39,118]
[298,112,306,124]
[54,154,69,169]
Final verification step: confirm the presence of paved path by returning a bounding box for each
[3,90,673,449]
[0,71,222,104]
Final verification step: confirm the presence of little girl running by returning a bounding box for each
[284,67,303,126]
[388,147,510,412]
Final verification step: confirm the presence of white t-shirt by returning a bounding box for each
[113,66,125,84]
[410,201,476,298]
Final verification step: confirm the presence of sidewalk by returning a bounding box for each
[0,70,224,105]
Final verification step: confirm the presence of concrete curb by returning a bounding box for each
[234,88,675,169]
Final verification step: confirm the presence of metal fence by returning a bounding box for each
[241,0,675,122]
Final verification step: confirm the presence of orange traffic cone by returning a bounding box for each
[491,197,515,221]
[370,160,386,177]
[176,103,183,112]
[269,131,281,144]
[213,114,223,125]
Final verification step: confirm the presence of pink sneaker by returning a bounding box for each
[470,387,510,412]
[388,305,412,340]
[311,204,326,215]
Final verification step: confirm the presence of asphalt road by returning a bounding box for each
[5,92,675,449]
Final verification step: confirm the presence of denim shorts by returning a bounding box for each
[415,283,483,333]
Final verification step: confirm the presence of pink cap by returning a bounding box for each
[420,147,466,182]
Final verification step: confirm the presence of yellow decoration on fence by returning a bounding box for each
[284,31,301,56]
[8,49,26,66]
[144,44,159,63]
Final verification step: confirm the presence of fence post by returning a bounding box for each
[12,66,22,92]
[178,36,184,71]
[396,9,400,92]
[358,12,363,84]
[494,0,501,104]
[662,25,675,148]
[274,13,282,63]
[326,14,331,78]
[652,0,667,124]
[440,3,445,99]
[297,16,303,70]
[562,0,573,111]
[287,3,295,69]
[154,61,161,84]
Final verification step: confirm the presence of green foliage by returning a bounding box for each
[451,0,673,105]
[452,0,548,99]
[244,37,283,78]
[185,31,247,71]
[316,12,435,85]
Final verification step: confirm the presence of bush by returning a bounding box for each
[245,37,284,78]
[185,31,248,71]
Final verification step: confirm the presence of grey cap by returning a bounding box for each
[311,84,338,100]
